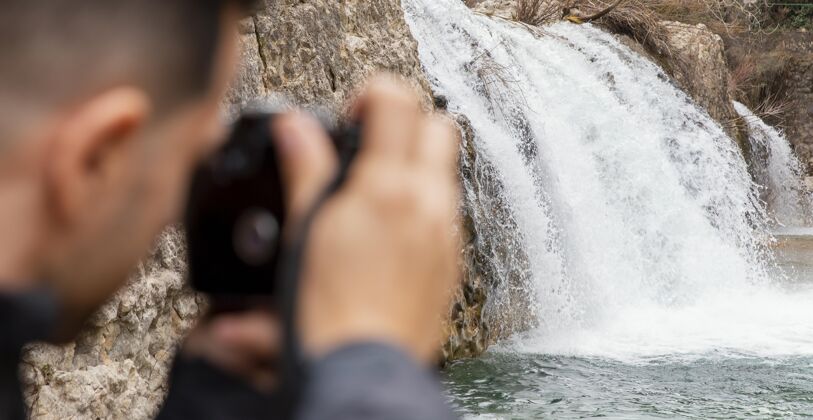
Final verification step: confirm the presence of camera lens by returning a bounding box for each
[233,208,280,266]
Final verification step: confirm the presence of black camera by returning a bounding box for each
[184,112,360,296]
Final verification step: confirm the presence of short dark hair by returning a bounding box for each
[0,0,255,138]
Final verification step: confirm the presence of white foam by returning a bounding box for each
[505,285,813,362]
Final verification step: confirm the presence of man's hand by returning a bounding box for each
[181,310,279,393]
[182,75,459,386]
[273,76,461,363]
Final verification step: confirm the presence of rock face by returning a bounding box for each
[449,115,538,359]
[658,22,749,150]
[472,0,516,20]
[229,0,488,363]
[23,1,489,418]
[786,43,813,172]
[228,0,432,112]
[23,229,202,420]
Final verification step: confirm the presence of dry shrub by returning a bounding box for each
[581,0,674,57]
[465,41,532,112]
[727,45,795,125]
[753,93,794,125]
[646,0,778,34]
[565,0,777,36]
[470,44,520,102]
[747,50,795,125]
[505,0,781,35]
[514,0,561,26]
[557,0,780,66]
[728,55,757,99]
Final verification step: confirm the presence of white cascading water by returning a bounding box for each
[734,101,813,228]
[403,0,813,361]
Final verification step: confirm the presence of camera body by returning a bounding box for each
[185,112,360,296]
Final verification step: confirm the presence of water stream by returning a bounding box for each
[735,101,813,228]
[402,1,813,417]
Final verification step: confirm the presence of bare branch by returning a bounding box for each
[566,0,626,23]
[514,0,561,26]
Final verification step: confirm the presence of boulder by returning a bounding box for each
[473,0,516,20]
[658,21,750,152]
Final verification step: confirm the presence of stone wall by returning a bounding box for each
[22,1,490,418]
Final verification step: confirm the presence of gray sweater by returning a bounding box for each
[0,289,457,420]
[298,343,457,420]
[1,291,59,420]
[158,343,458,420]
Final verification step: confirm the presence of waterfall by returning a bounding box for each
[403,0,813,361]
[734,101,813,228]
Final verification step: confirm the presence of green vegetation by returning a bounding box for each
[775,2,813,29]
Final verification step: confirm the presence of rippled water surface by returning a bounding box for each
[444,353,813,419]
[444,242,813,419]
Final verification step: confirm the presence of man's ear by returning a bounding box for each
[45,87,151,225]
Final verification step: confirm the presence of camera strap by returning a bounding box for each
[274,160,355,420]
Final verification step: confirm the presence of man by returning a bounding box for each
[0,1,460,419]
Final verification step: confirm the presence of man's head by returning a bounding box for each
[0,0,254,334]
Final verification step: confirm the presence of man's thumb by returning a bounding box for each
[272,113,338,221]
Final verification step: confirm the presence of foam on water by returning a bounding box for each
[507,285,813,362]
[403,0,813,361]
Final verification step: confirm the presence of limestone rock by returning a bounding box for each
[473,0,516,20]
[451,114,537,352]
[233,0,432,113]
[23,228,204,420]
[658,21,749,151]
[224,17,270,111]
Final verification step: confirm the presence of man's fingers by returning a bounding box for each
[272,112,338,220]
[211,311,281,360]
[356,76,421,164]
[181,310,280,394]
[415,115,459,176]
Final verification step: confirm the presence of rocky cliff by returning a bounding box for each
[23,1,486,418]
